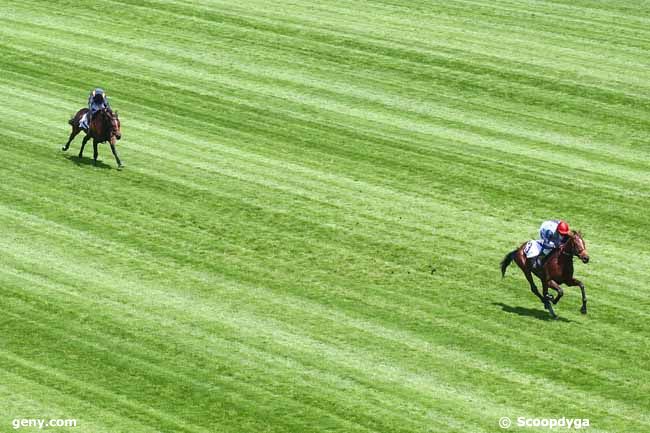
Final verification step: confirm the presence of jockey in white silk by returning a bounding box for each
[524,220,570,268]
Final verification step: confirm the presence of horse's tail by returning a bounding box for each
[500,250,517,278]
[68,115,75,125]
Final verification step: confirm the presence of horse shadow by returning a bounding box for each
[492,302,575,323]
[63,154,112,170]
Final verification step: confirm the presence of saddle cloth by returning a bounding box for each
[524,240,542,258]
[524,240,553,269]
[524,240,553,259]
[79,112,89,129]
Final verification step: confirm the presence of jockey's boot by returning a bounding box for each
[86,111,92,131]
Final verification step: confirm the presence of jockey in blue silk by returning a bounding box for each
[83,88,111,129]
[524,220,571,268]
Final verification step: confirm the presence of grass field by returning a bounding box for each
[1,1,649,432]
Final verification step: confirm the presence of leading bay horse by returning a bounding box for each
[63,108,123,168]
[500,231,589,319]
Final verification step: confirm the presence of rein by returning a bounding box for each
[561,236,584,257]
[97,110,116,140]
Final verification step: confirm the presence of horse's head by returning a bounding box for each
[565,231,589,264]
[106,110,121,145]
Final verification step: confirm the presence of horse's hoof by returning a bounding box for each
[552,315,559,320]
[580,307,587,314]
[61,146,67,151]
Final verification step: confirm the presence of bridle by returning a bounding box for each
[561,234,585,258]
[101,109,120,141]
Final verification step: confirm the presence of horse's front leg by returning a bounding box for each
[547,280,564,305]
[63,127,81,151]
[109,143,123,168]
[79,134,91,158]
[568,278,587,314]
[92,140,99,165]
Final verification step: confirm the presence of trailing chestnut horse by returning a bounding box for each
[63,108,123,168]
[500,231,589,319]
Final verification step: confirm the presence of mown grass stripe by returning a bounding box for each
[1,1,649,432]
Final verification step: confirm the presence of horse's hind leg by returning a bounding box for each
[521,267,544,305]
[548,280,564,305]
[79,135,90,158]
[525,271,545,304]
[541,281,557,319]
[63,127,81,151]
[109,143,123,168]
[514,251,544,304]
[568,278,587,314]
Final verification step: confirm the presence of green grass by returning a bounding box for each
[1,1,649,432]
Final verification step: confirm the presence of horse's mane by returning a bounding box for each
[102,108,119,121]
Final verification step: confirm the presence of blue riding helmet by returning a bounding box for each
[92,88,106,101]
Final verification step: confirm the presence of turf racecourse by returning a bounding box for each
[1,0,649,432]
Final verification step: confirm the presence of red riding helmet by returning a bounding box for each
[557,220,570,235]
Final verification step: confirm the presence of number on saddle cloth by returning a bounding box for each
[524,240,542,259]
[524,240,554,269]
